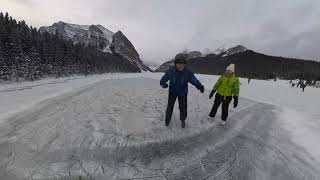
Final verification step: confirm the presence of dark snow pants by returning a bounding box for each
[165,93,187,123]
[209,93,232,121]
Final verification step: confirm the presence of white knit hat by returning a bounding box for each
[226,64,235,73]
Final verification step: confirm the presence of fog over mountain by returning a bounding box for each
[1,0,320,64]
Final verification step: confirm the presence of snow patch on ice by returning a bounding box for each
[0,73,154,125]
[279,108,320,163]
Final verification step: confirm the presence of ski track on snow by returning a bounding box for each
[0,78,319,179]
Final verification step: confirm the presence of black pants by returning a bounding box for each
[209,94,232,121]
[165,94,187,123]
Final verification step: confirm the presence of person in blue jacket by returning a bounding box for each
[160,54,204,128]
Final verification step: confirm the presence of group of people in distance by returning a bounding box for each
[291,80,307,92]
[160,54,240,128]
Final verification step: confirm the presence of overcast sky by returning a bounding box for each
[1,0,320,64]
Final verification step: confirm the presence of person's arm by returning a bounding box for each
[213,76,222,90]
[233,78,240,108]
[160,70,170,88]
[188,71,204,93]
[209,76,222,99]
[233,78,240,96]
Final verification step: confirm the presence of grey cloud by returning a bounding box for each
[1,0,320,64]
[10,0,36,7]
[263,26,320,60]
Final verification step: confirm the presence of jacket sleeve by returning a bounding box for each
[213,76,222,90]
[188,71,203,89]
[160,70,170,87]
[233,78,240,96]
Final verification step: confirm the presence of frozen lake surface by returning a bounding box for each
[0,75,320,179]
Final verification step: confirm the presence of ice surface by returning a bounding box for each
[0,73,320,179]
[0,74,149,124]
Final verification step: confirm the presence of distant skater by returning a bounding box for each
[248,77,251,84]
[301,83,307,92]
[208,64,240,125]
[160,54,204,128]
[297,80,302,87]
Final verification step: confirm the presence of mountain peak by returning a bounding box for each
[40,22,114,52]
[225,45,248,56]
[211,45,248,57]
[39,22,151,72]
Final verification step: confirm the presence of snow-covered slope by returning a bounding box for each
[156,45,249,72]
[225,45,248,56]
[39,22,151,71]
[40,21,114,52]
[110,31,152,71]
[212,45,248,57]
[1,74,320,179]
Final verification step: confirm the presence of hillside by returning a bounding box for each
[156,47,320,80]
[0,12,141,82]
[39,22,151,71]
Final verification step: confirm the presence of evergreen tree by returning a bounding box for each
[0,12,140,82]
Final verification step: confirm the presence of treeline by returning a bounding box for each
[186,50,320,81]
[0,12,140,82]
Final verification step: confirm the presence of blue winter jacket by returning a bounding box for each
[160,66,203,96]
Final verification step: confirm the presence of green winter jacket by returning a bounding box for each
[213,74,240,97]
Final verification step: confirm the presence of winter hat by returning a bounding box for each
[174,53,187,64]
[226,64,235,73]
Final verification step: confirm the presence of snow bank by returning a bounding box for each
[279,108,320,163]
[0,73,153,124]
[2,72,319,126]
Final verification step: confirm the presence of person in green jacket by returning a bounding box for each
[208,64,240,125]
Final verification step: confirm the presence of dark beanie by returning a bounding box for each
[174,53,187,64]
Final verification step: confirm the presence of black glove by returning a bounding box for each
[199,85,204,93]
[233,96,238,108]
[209,90,216,99]
[161,83,168,89]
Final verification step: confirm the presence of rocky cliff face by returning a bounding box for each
[155,59,175,72]
[110,31,151,71]
[40,22,151,71]
[225,45,247,56]
[188,51,203,59]
[155,51,203,72]
[40,22,113,52]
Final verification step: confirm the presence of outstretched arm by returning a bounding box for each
[233,78,240,96]
[189,72,204,93]
[160,70,170,88]
[233,78,240,108]
[209,76,222,99]
[213,76,222,91]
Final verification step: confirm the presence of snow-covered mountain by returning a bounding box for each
[225,45,248,56]
[188,51,203,59]
[155,45,249,72]
[40,21,113,52]
[211,45,248,57]
[155,45,320,80]
[110,31,152,71]
[39,22,151,71]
